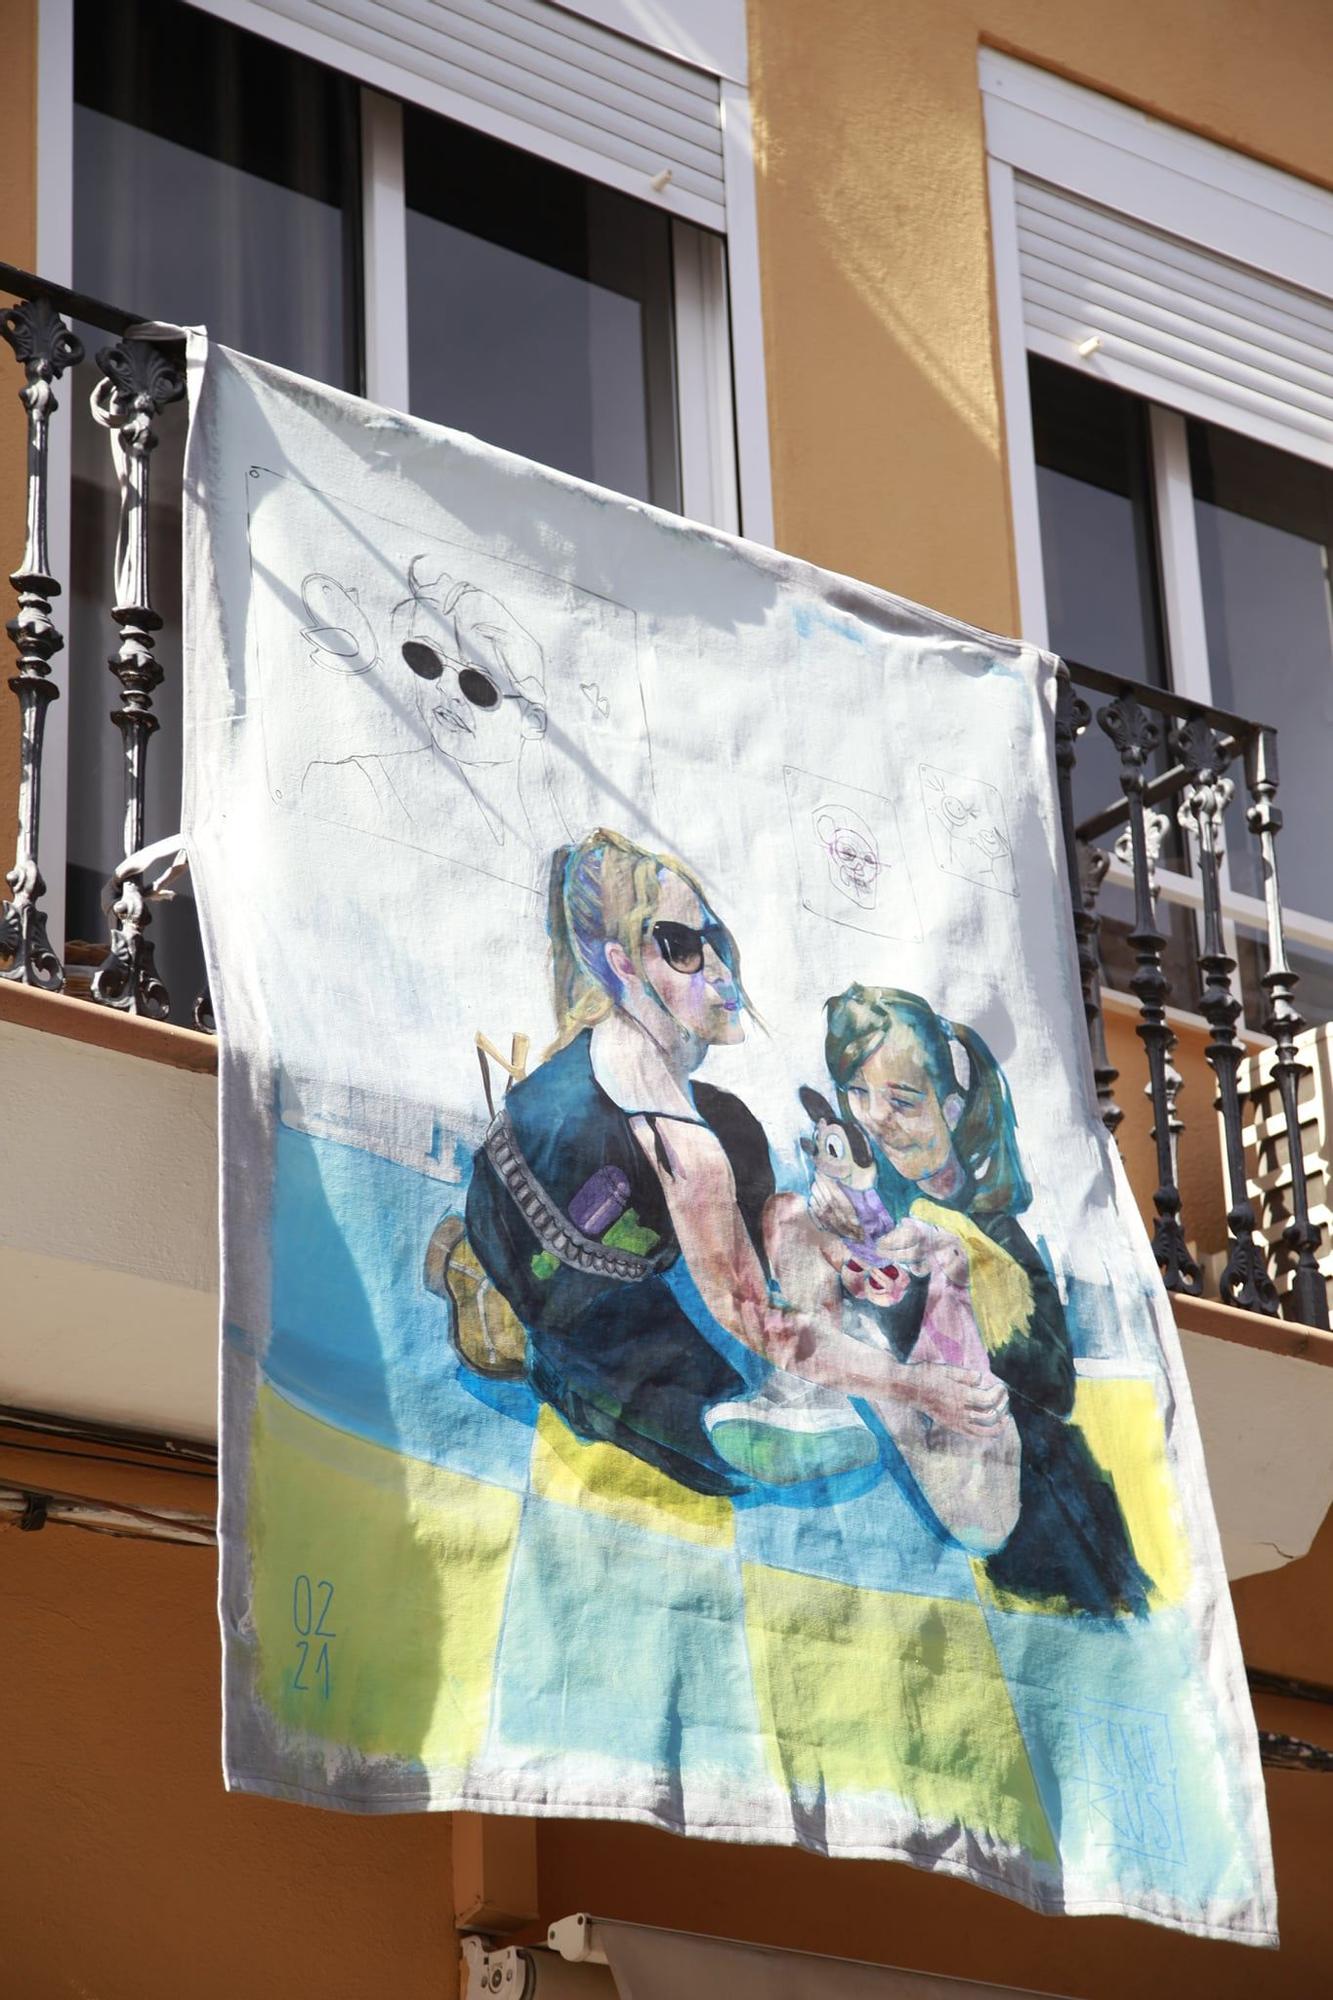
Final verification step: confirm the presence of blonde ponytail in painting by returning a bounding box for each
[544,828,737,1055]
[546,840,617,1051]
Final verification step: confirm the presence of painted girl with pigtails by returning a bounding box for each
[809,985,1152,1618]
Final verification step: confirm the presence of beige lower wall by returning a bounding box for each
[0,1015,219,1436]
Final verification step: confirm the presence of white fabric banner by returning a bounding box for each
[183,338,1275,1944]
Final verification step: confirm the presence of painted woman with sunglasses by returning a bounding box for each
[462,828,1007,1497]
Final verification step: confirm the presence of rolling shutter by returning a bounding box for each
[1015,174,1333,460]
[202,0,726,229]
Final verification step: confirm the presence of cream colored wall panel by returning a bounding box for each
[0,1021,218,1437]
[0,1246,218,1439]
[0,1022,216,1290]
[1179,1327,1333,1577]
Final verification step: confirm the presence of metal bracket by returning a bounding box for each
[460,1938,535,1999]
[461,1935,613,1997]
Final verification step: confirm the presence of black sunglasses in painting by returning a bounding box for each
[401,640,501,709]
[649,919,739,976]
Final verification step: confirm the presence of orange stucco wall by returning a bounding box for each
[1104,1008,1231,1263]
[0,1513,457,2000]
[4,1,1333,1995]
[749,0,1333,630]
[3,1480,1330,2000]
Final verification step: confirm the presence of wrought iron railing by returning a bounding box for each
[1,264,1327,1329]
[1056,663,1328,1330]
[1,261,185,1019]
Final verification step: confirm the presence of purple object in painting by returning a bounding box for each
[569,1164,631,1237]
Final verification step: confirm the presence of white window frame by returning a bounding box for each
[34,0,773,955]
[179,0,772,544]
[983,50,1333,982]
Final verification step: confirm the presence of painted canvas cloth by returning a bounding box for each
[184,339,1276,1944]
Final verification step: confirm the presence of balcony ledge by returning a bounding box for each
[1173,1291,1333,1366]
[0,978,218,1073]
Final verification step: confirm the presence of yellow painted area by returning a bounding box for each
[249,1384,521,1765]
[530,1402,734,1549]
[744,1565,1055,1861]
[971,1377,1190,1617]
[1072,1376,1190,1609]
[911,1198,1034,1356]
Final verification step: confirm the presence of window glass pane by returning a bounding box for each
[73,0,360,383]
[1030,355,1168,686]
[1029,357,1193,1007]
[1190,420,1333,935]
[404,108,680,510]
[67,0,360,1022]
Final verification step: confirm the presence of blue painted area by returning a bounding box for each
[267,1124,538,1492]
[264,1125,907,1518]
[734,1444,978,1600]
[492,1496,766,1779]
[980,1602,1263,1910]
[790,600,868,647]
[1061,1261,1162,1368]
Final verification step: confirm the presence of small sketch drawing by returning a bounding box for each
[247,467,655,901]
[813,802,883,911]
[1071,1698,1185,1865]
[300,575,379,675]
[783,765,922,942]
[300,557,572,893]
[920,763,1017,897]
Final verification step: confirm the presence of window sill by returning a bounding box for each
[0,980,218,1074]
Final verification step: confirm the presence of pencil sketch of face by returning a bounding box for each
[814,803,881,909]
[393,561,547,770]
[934,786,975,842]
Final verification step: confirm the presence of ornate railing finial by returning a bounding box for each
[87,336,186,1018]
[0,296,84,988]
